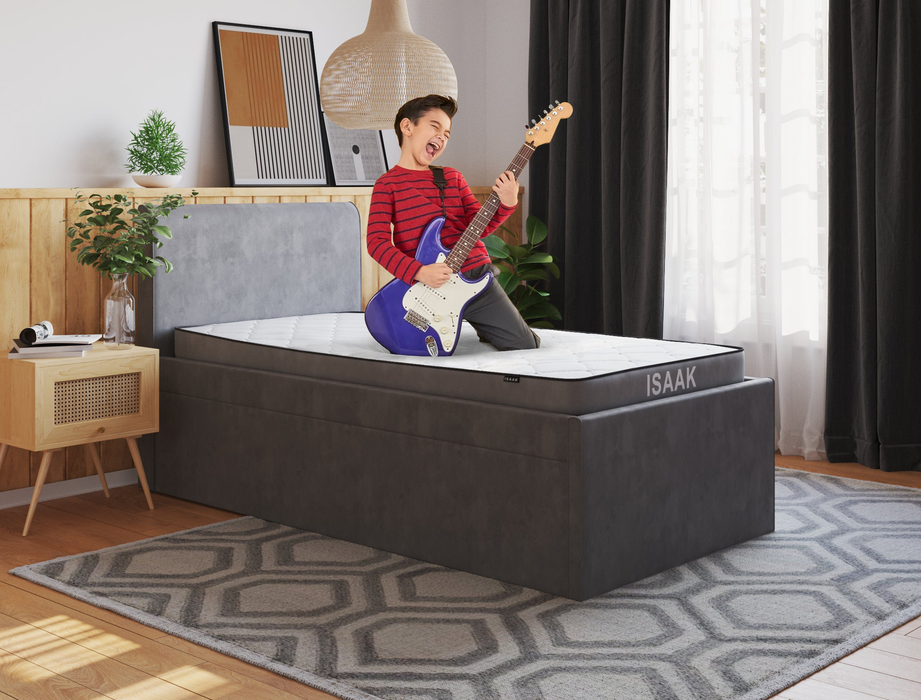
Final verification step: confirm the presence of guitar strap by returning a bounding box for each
[429,165,447,217]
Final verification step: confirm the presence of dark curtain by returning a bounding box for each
[826,0,921,471]
[527,0,670,337]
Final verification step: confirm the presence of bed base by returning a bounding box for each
[153,357,774,600]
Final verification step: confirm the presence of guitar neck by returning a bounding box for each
[445,142,536,272]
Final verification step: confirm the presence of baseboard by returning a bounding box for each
[0,469,139,510]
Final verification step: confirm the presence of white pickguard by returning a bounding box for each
[402,253,490,353]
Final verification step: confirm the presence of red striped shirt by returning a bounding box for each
[367,165,517,285]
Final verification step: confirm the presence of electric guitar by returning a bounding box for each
[365,101,573,356]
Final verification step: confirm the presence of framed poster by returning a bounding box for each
[213,22,331,186]
[323,114,389,186]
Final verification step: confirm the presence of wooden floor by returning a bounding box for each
[0,457,918,700]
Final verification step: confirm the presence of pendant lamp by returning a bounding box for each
[320,0,458,130]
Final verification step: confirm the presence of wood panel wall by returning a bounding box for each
[0,186,522,494]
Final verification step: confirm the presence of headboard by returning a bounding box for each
[138,202,361,356]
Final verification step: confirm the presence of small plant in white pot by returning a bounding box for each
[125,110,187,187]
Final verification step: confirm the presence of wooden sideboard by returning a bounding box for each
[0,186,522,493]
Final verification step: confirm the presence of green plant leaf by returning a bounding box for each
[532,217,549,245]
[152,225,172,239]
[526,215,548,245]
[529,320,556,329]
[519,269,549,282]
[496,269,521,295]
[521,252,553,265]
[482,234,510,259]
[546,262,561,279]
[521,302,562,321]
[507,245,528,260]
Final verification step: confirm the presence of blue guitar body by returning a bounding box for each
[365,216,492,356]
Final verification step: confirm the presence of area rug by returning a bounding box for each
[12,469,921,700]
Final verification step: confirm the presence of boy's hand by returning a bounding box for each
[415,262,453,288]
[493,171,518,207]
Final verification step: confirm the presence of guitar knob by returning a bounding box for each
[433,315,441,322]
[440,328,448,334]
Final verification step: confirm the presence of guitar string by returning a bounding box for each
[409,144,536,338]
[412,146,535,324]
[412,146,533,321]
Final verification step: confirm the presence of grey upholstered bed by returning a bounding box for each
[139,203,774,601]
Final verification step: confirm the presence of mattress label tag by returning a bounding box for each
[504,375,520,383]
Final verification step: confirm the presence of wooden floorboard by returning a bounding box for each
[0,460,917,700]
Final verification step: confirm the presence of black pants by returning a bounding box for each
[461,265,540,350]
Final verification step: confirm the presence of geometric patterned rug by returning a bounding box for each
[12,469,921,700]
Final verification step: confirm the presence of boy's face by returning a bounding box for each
[400,108,451,168]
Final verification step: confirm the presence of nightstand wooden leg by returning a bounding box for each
[125,437,154,510]
[23,450,55,536]
[84,443,110,498]
[0,443,9,478]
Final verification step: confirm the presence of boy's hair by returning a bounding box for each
[394,94,458,146]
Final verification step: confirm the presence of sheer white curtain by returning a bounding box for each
[665,0,828,459]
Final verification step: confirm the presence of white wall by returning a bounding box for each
[0,0,530,190]
[406,0,531,194]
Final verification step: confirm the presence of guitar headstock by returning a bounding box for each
[524,101,572,147]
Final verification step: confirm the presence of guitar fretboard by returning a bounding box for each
[445,142,536,272]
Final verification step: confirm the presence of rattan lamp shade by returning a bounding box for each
[320,0,458,130]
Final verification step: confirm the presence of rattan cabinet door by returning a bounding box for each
[34,352,158,449]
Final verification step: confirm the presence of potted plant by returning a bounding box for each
[483,215,562,328]
[125,110,187,187]
[65,190,197,348]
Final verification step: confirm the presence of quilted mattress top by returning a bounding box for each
[181,312,736,380]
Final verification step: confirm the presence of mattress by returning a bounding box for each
[175,313,744,415]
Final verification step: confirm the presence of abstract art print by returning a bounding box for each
[213,22,331,186]
[323,114,388,185]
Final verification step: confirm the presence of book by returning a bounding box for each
[31,333,101,346]
[8,346,89,360]
[10,339,94,355]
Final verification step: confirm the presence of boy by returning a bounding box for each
[366,94,539,350]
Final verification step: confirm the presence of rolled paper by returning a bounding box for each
[20,321,53,345]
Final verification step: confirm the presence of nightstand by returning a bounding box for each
[0,342,159,535]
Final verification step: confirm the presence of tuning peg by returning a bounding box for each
[526,124,530,129]
[543,109,549,115]
[555,100,560,106]
[531,118,537,126]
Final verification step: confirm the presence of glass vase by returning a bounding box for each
[103,274,136,349]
